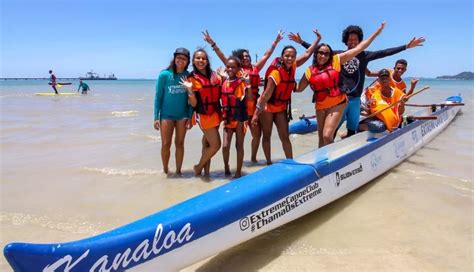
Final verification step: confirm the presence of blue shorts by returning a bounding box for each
[339,96,361,131]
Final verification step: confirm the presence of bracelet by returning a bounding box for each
[256,103,264,111]
[211,42,216,48]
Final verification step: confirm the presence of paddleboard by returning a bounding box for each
[35,92,78,96]
[48,82,72,85]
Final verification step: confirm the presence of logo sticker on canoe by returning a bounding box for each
[420,111,449,137]
[335,163,363,187]
[240,183,322,232]
[370,153,382,171]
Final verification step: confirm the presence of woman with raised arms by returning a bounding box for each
[202,30,283,163]
[251,29,321,165]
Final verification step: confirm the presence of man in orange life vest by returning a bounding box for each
[366,59,417,95]
[362,69,408,133]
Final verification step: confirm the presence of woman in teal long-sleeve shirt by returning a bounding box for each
[154,48,194,175]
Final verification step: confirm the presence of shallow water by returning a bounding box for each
[1,79,473,271]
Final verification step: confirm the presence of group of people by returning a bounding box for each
[153,22,425,178]
[48,70,91,94]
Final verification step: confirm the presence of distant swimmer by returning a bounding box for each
[77,80,91,94]
[48,70,59,94]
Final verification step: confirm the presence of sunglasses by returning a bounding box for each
[317,51,330,57]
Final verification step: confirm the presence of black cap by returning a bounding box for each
[378,69,390,78]
[174,48,190,58]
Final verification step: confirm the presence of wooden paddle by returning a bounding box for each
[360,85,430,122]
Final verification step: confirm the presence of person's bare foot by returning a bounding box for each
[233,172,242,179]
[175,170,182,176]
[251,156,257,163]
[163,166,169,174]
[193,165,201,176]
[224,165,231,176]
[266,161,272,166]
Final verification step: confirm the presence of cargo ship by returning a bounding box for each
[79,70,117,80]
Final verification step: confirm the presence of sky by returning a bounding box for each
[1,0,473,79]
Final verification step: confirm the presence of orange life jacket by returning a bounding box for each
[190,71,221,115]
[369,86,404,131]
[308,65,341,103]
[242,65,260,99]
[220,78,247,123]
[265,57,296,106]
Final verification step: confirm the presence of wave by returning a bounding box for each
[403,169,472,183]
[111,110,139,117]
[0,211,102,235]
[401,169,473,196]
[129,132,161,142]
[83,167,161,177]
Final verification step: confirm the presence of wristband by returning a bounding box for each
[211,42,216,48]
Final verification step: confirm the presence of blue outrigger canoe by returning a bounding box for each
[4,96,463,271]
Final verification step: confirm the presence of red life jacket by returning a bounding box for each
[242,65,260,99]
[190,71,221,115]
[220,78,247,123]
[265,57,296,106]
[308,65,341,103]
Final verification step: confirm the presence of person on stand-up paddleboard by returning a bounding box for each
[49,70,59,94]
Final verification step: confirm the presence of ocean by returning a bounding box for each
[0,79,473,271]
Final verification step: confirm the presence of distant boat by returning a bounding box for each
[79,70,117,80]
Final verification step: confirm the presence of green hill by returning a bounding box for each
[436,72,474,80]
